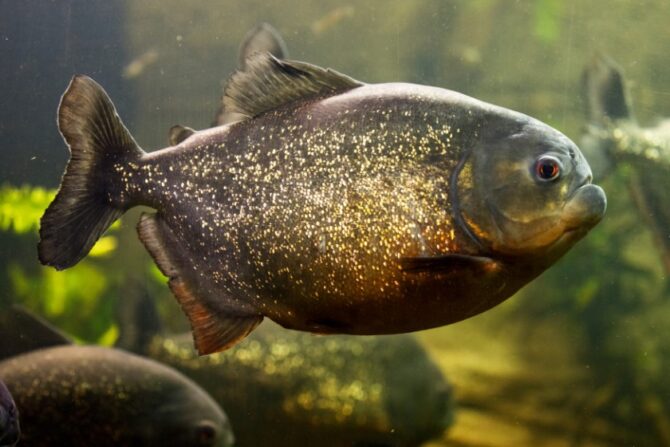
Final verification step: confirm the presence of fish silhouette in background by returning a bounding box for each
[117,289,454,447]
[581,54,670,273]
[0,307,234,447]
[151,324,454,447]
[0,378,19,447]
[39,24,606,355]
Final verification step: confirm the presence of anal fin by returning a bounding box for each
[137,213,262,355]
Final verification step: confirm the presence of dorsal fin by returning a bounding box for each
[0,306,72,361]
[239,23,289,70]
[222,53,364,121]
[215,23,291,126]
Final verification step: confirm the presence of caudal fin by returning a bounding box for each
[38,75,144,270]
[582,54,632,124]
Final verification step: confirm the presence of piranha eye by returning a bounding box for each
[195,421,218,445]
[534,156,561,182]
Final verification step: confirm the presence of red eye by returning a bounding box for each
[535,156,561,181]
[195,422,218,445]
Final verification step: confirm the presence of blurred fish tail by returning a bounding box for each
[0,306,71,361]
[38,75,144,270]
[582,53,632,124]
[115,281,163,355]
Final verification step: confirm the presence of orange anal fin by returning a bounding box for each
[170,280,262,354]
[137,212,262,355]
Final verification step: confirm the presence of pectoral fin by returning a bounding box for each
[400,253,501,274]
[137,213,262,355]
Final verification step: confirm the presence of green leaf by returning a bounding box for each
[0,184,55,234]
[149,262,168,282]
[575,278,600,310]
[89,236,118,257]
[534,0,562,44]
[97,324,119,346]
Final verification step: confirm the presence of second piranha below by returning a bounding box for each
[39,46,606,354]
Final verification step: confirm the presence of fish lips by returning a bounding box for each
[561,183,607,233]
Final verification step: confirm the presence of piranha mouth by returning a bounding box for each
[560,183,607,233]
[479,179,606,256]
[546,182,607,254]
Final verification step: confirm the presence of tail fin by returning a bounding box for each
[38,75,144,270]
[582,54,632,124]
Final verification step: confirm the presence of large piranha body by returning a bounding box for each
[39,28,606,355]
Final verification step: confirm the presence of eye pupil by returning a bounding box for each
[196,422,217,445]
[536,157,560,181]
[540,163,556,177]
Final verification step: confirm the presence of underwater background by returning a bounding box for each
[1,1,670,445]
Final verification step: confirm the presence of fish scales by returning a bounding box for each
[121,86,478,330]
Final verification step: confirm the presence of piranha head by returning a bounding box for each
[147,384,234,447]
[456,116,606,259]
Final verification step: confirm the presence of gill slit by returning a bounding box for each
[449,150,487,254]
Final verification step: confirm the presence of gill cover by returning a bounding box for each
[456,118,600,255]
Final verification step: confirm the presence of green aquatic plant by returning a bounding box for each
[7,261,119,345]
[0,184,181,346]
[0,184,118,256]
[0,184,122,344]
[533,0,563,44]
[0,184,53,234]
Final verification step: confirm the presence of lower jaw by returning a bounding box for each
[543,227,588,256]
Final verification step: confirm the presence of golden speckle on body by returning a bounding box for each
[115,93,470,330]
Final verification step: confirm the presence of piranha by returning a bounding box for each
[150,323,453,447]
[0,307,234,447]
[39,30,606,355]
[0,379,19,447]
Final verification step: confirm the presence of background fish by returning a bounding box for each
[39,35,606,355]
[147,322,453,447]
[0,379,19,447]
[581,54,670,273]
[0,307,234,447]
[109,206,454,447]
